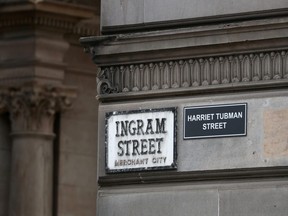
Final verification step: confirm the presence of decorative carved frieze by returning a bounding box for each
[97,50,288,96]
[0,85,76,134]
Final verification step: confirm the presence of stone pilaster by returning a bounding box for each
[0,84,76,216]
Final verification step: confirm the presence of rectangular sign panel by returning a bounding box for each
[184,103,247,139]
[105,108,177,173]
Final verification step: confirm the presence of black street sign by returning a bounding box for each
[184,103,247,139]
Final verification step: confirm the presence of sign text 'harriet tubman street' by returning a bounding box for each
[106,108,176,173]
[184,103,247,139]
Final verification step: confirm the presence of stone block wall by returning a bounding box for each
[56,43,99,216]
[82,1,288,215]
[101,0,288,33]
[0,1,100,216]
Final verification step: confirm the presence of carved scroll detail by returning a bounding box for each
[96,50,288,96]
[97,68,119,94]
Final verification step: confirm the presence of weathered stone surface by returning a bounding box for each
[101,0,144,27]
[59,152,97,188]
[98,179,288,216]
[264,108,288,157]
[101,0,288,27]
[0,150,10,184]
[144,0,288,23]
[9,135,53,216]
[0,37,67,85]
[81,2,288,216]
[58,185,97,216]
[0,182,9,216]
[0,84,77,216]
[98,188,218,216]
[97,90,288,176]
[219,186,288,216]
[0,1,100,216]
[57,57,98,216]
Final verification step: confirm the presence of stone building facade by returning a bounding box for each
[0,0,99,215]
[82,1,288,216]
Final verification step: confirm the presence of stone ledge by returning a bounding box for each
[81,16,288,64]
[98,166,288,187]
[97,79,288,102]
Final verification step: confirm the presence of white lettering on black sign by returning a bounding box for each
[106,108,177,173]
[184,103,247,139]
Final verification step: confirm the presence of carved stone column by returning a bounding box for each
[0,84,76,216]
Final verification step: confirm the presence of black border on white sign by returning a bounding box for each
[105,107,177,173]
[183,103,247,139]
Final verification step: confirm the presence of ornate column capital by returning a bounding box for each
[0,84,77,135]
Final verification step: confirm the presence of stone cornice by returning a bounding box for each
[95,49,288,101]
[0,1,99,36]
[81,16,288,65]
[81,16,288,101]
[0,84,77,134]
